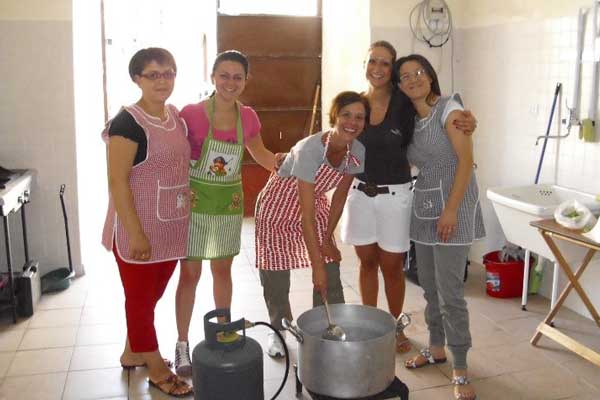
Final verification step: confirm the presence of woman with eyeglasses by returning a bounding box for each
[339,41,477,353]
[255,91,368,358]
[173,50,278,375]
[101,47,193,397]
[397,54,484,400]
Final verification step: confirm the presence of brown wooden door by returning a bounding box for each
[217,14,322,216]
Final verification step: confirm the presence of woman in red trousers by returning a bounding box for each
[101,47,192,397]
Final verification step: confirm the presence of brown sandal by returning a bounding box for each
[121,357,174,370]
[396,338,412,353]
[148,374,193,397]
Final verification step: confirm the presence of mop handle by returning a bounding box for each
[535,83,562,184]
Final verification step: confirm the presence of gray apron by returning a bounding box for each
[407,94,486,245]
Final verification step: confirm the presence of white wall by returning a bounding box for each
[0,0,83,275]
[1,0,71,21]
[456,0,600,316]
[458,0,594,28]
[72,0,107,269]
[322,0,462,109]
[370,0,463,94]
[321,0,371,125]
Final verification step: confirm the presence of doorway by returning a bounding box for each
[75,0,217,271]
[216,1,322,216]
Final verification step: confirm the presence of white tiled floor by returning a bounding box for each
[1,218,599,399]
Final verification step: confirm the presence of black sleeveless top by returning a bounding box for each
[356,89,416,185]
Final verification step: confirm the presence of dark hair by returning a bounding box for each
[128,47,176,81]
[394,54,441,104]
[393,91,417,146]
[212,50,249,77]
[367,40,397,63]
[328,91,371,127]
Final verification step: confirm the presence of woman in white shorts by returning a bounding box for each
[340,41,476,352]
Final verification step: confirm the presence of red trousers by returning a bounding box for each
[113,246,177,352]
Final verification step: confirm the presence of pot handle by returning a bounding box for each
[396,312,411,336]
[282,318,303,343]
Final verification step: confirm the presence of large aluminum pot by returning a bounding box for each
[283,304,401,398]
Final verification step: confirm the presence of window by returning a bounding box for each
[218,0,318,16]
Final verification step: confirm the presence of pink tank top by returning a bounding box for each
[180,101,261,160]
[101,104,191,263]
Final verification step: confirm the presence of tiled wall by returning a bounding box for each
[456,7,600,317]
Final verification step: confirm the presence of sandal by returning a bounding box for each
[395,313,412,353]
[396,337,412,353]
[452,375,477,400]
[404,348,447,369]
[121,358,174,370]
[148,374,193,398]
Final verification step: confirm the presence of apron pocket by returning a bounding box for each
[157,183,190,221]
[413,187,444,219]
[190,179,244,216]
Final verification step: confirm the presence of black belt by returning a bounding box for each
[355,182,390,197]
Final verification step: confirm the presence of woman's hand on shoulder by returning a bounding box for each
[452,110,477,135]
[274,152,287,171]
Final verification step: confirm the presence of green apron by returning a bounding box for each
[188,97,244,259]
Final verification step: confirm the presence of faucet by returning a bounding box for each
[535,125,573,145]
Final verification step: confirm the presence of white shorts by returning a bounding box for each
[340,179,413,253]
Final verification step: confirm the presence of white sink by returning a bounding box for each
[487,184,600,309]
[487,184,600,260]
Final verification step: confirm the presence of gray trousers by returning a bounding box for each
[259,262,345,330]
[415,243,471,369]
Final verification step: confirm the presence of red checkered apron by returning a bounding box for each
[255,135,359,270]
[101,104,191,263]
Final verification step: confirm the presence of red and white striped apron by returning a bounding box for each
[101,104,191,264]
[255,135,359,271]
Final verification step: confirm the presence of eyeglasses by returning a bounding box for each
[398,68,427,83]
[139,70,176,81]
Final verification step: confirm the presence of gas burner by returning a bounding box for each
[0,170,31,216]
[294,365,409,400]
[0,169,35,323]
[0,166,18,189]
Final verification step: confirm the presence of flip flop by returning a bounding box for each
[121,358,174,370]
[405,348,447,369]
[148,374,193,398]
